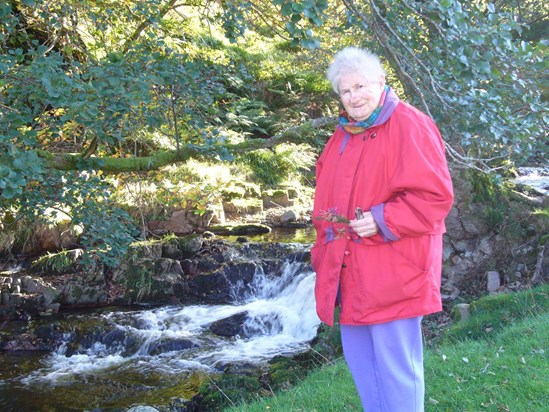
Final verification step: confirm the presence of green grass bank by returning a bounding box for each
[224,286,549,412]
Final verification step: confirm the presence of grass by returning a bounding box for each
[426,312,548,411]
[224,286,549,412]
[224,361,361,411]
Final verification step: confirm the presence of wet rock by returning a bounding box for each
[280,210,298,224]
[102,328,133,349]
[42,303,60,315]
[34,323,64,341]
[197,256,223,273]
[224,261,256,285]
[149,339,197,355]
[181,259,198,276]
[154,258,184,276]
[0,323,69,351]
[209,312,248,337]
[209,223,271,236]
[9,293,22,305]
[185,268,232,304]
[60,283,108,306]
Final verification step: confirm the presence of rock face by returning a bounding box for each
[0,236,310,322]
[209,312,248,337]
[148,209,215,236]
[439,169,548,301]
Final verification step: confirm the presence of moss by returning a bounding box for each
[533,207,549,245]
[176,234,204,255]
[310,320,343,361]
[209,223,271,236]
[221,181,262,200]
[70,284,84,300]
[267,356,308,391]
[194,373,263,411]
[262,189,287,198]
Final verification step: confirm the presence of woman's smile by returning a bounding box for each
[338,72,385,121]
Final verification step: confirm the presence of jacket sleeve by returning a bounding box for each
[375,113,454,239]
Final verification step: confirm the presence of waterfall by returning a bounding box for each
[21,259,320,384]
[513,166,549,196]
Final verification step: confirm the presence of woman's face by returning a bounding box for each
[338,72,385,122]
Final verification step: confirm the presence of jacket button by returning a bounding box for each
[344,250,351,255]
[342,263,347,268]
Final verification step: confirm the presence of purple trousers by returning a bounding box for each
[340,317,425,412]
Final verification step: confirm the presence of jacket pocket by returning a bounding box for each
[351,242,427,309]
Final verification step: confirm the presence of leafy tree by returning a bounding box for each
[0,0,331,265]
[1,0,546,267]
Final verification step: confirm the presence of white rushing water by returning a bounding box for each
[514,167,549,196]
[22,260,320,384]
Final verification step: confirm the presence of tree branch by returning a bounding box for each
[122,0,179,53]
[36,117,337,172]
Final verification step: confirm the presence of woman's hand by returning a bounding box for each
[349,211,379,238]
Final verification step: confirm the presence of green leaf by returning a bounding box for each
[280,3,293,16]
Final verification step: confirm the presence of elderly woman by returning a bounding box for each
[311,47,454,411]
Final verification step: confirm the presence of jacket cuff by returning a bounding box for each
[371,203,399,242]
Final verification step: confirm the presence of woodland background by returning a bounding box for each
[1,0,547,270]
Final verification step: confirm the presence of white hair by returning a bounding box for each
[326,47,386,94]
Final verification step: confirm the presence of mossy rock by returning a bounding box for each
[262,188,287,198]
[161,234,204,260]
[221,181,262,200]
[192,372,263,411]
[127,238,164,259]
[209,223,272,236]
[266,356,308,391]
[223,198,263,214]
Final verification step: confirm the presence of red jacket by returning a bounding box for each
[312,92,454,326]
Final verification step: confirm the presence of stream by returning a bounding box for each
[0,234,320,411]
